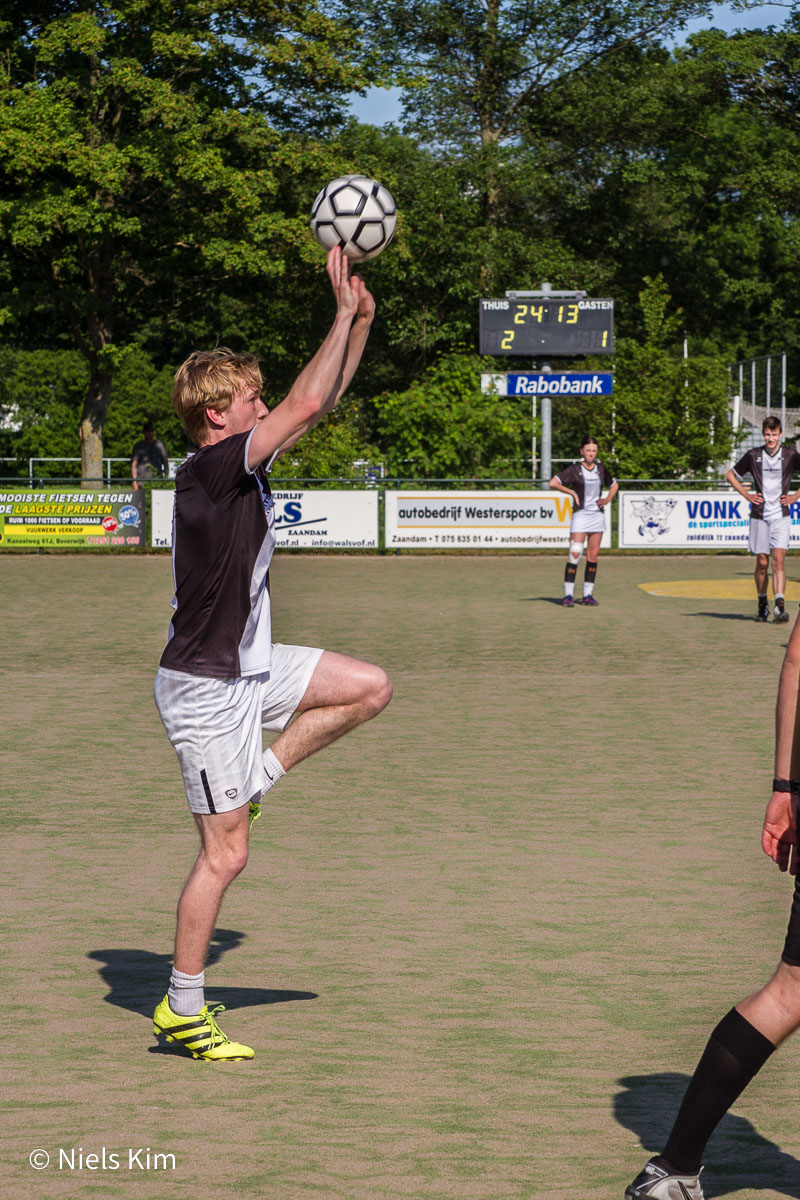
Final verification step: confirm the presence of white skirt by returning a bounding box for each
[570,508,606,534]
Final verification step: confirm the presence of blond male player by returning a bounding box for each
[152,249,392,1059]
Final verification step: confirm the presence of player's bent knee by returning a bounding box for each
[363,667,393,719]
[568,540,583,565]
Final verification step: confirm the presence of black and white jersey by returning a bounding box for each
[554,460,615,511]
[733,445,800,521]
[159,427,276,680]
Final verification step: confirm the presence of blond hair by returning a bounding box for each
[172,348,263,445]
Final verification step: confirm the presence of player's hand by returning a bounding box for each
[597,497,608,508]
[762,790,798,873]
[326,246,359,321]
[353,272,375,321]
[748,491,764,506]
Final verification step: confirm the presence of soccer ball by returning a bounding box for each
[310,176,397,261]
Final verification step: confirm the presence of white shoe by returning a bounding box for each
[625,1158,704,1200]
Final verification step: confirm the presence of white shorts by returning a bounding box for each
[154,643,323,815]
[570,508,605,535]
[749,516,791,555]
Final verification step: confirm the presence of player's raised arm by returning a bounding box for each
[246,248,374,470]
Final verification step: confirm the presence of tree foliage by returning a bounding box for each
[0,0,376,482]
[373,351,534,478]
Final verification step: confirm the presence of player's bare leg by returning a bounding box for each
[269,651,392,771]
[582,530,603,605]
[755,552,770,621]
[174,805,250,975]
[563,531,585,607]
[771,547,789,621]
[738,961,800,1045]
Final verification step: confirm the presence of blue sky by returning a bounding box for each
[347,2,793,125]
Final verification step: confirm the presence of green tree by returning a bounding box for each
[553,277,734,477]
[373,350,534,477]
[0,1,376,484]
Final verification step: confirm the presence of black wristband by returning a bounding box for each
[773,779,800,793]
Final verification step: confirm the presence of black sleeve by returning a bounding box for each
[189,432,252,508]
[556,463,577,488]
[732,449,753,478]
[600,463,615,488]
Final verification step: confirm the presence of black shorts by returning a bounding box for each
[781,870,800,965]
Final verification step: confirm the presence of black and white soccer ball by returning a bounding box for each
[310,176,397,261]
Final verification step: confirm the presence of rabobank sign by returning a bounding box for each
[507,373,613,396]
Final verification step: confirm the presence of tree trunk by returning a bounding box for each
[80,367,112,487]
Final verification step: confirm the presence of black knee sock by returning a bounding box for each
[659,1008,775,1174]
[564,561,577,583]
[585,560,598,584]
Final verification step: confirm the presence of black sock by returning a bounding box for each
[564,561,577,583]
[660,1008,775,1174]
[585,560,598,584]
[758,593,768,608]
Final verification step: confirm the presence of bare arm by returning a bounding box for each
[725,467,762,506]
[549,475,578,503]
[763,612,800,872]
[597,480,619,508]
[246,248,373,470]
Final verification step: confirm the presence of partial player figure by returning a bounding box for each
[625,609,800,1199]
[725,416,800,623]
[550,436,618,607]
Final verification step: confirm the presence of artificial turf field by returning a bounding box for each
[5,552,800,1200]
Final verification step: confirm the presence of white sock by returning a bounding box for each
[564,581,575,598]
[168,968,205,1016]
[583,581,595,597]
[263,747,286,793]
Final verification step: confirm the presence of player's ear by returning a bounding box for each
[205,407,226,430]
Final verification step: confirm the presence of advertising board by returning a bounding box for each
[385,491,612,549]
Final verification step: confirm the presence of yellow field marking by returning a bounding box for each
[639,579,800,600]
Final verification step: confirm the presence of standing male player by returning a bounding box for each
[625,610,800,1199]
[152,248,392,1060]
[725,417,800,623]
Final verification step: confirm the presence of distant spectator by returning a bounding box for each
[131,421,169,488]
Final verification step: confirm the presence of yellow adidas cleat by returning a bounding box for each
[153,996,254,1061]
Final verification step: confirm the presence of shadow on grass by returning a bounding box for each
[684,612,761,621]
[88,927,317,1018]
[522,597,584,606]
[616,1073,800,1198]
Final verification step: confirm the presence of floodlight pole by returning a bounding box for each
[505,283,587,486]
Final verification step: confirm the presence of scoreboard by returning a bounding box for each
[479,298,614,356]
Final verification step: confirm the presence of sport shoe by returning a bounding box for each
[153,995,254,1061]
[582,594,599,606]
[774,605,790,623]
[625,1158,704,1200]
[757,607,770,622]
[563,595,575,607]
[249,799,261,830]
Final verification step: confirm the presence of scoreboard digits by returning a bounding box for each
[479,298,614,356]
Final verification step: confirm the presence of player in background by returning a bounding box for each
[725,417,800,623]
[550,436,618,608]
[151,248,392,1060]
[625,609,800,1198]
